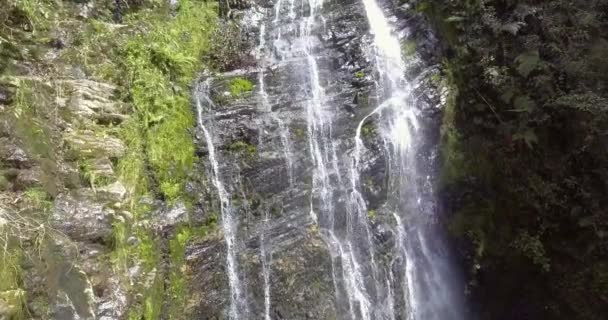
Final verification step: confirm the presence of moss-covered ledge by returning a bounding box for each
[1,0,226,319]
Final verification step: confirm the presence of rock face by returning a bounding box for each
[187,0,454,319]
[64,130,126,159]
[64,79,128,125]
[53,189,114,242]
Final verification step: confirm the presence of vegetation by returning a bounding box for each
[0,241,26,319]
[227,140,257,156]
[420,0,608,318]
[401,39,417,57]
[229,77,254,97]
[2,0,223,319]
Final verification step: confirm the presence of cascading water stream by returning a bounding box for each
[260,208,272,320]
[357,0,465,319]
[258,24,295,186]
[195,82,247,319]
[300,0,378,319]
[257,24,274,320]
[193,0,463,318]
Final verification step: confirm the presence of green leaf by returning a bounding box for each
[515,50,540,77]
[512,95,536,112]
[500,87,516,104]
[445,16,466,23]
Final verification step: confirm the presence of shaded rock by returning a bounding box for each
[0,137,32,168]
[14,167,43,190]
[152,201,188,230]
[98,181,127,202]
[96,277,128,320]
[0,85,13,105]
[52,191,114,242]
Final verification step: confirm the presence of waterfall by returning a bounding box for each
[299,0,380,319]
[359,0,465,319]
[195,81,248,319]
[260,208,272,320]
[193,0,464,318]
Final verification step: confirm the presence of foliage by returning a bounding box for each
[426,0,608,318]
[229,77,253,97]
[1,1,224,319]
[367,209,377,220]
[227,140,256,156]
[206,20,251,71]
[360,122,375,138]
[79,159,115,189]
[23,187,52,212]
[401,39,417,57]
[513,231,550,272]
[0,247,26,320]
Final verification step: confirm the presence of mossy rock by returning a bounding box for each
[64,130,126,160]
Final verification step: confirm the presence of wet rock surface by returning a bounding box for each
[53,190,114,243]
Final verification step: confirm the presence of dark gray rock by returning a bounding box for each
[0,137,32,168]
[0,85,13,105]
[52,191,114,243]
[14,167,43,189]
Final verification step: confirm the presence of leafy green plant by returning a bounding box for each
[514,50,540,77]
[514,231,551,272]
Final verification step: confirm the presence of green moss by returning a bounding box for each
[227,140,257,156]
[147,104,195,203]
[361,122,375,138]
[98,4,220,317]
[439,61,468,185]
[229,77,254,97]
[402,39,417,57]
[8,80,54,160]
[355,71,365,79]
[166,218,217,319]
[167,227,191,319]
[292,127,307,139]
[367,209,377,220]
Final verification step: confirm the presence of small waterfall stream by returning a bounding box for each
[194,81,247,319]
[193,0,465,318]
